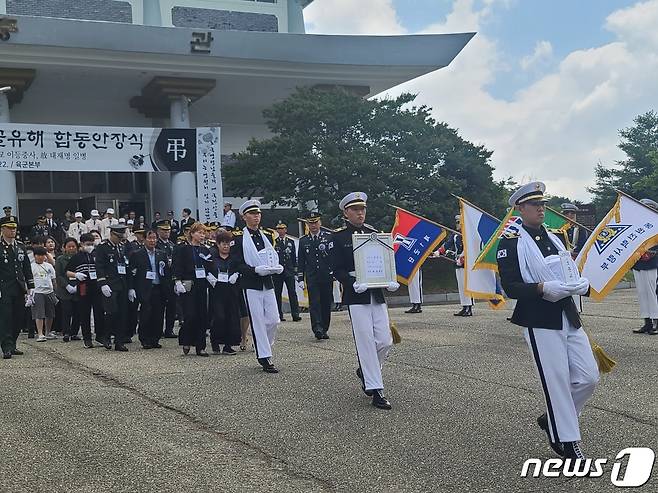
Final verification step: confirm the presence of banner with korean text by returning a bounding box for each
[576,192,658,300]
[0,123,223,223]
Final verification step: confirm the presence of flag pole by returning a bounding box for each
[546,205,592,233]
[388,204,459,235]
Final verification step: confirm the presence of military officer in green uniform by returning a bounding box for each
[0,216,34,359]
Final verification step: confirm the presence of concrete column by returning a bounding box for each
[170,96,197,219]
[287,0,306,33]
[0,91,17,213]
[142,0,162,26]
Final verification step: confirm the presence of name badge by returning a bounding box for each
[89,271,97,280]
[218,272,229,283]
[146,271,156,280]
[195,267,206,279]
[117,265,126,275]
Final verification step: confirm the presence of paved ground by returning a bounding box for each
[0,289,656,493]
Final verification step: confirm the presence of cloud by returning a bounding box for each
[305,0,658,201]
[303,0,404,35]
[520,40,553,71]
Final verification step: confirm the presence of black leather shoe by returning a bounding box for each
[153,343,162,349]
[196,350,209,357]
[314,331,323,340]
[372,389,392,410]
[453,307,466,316]
[3,352,11,359]
[537,414,564,457]
[633,318,652,333]
[321,332,329,339]
[62,336,70,342]
[563,441,586,459]
[279,317,286,322]
[259,358,279,373]
[114,345,129,352]
[463,307,473,316]
[11,349,23,356]
[142,345,154,350]
[292,316,302,322]
[83,341,94,349]
[356,367,374,396]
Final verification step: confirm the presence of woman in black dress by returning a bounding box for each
[208,230,242,354]
[172,222,215,357]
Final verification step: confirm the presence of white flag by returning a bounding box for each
[459,199,506,308]
[576,193,658,300]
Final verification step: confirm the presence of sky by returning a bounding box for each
[303,0,658,201]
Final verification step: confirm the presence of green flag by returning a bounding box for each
[473,207,571,271]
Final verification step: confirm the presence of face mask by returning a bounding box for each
[93,239,101,246]
[83,245,95,253]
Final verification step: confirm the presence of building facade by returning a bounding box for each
[0,0,472,232]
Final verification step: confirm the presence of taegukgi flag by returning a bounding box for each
[391,207,447,285]
[458,198,505,308]
[576,193,658,300]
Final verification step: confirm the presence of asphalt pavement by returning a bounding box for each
[0,289,656,493]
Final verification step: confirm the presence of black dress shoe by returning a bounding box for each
[259,358,279,373]
[280,317,286,322]
[633,318,652,334]
[142,345,154,350]
[153,343,163,349]
[62,336,70,343]
[537,414,564,457]
[292,316,302,322]
[182,346,190,355]
[356,367,374,397]
[321,332,329,339]
[314,331,323,340]
[11,349,23,356]
[223,346,237,355]
[563,441,586,459]
[83,341,94,349]
[453,307,467,316]
[196,350,209,357]
[372,390,392,410]
[114,345,129,352]
[3,352,11,359]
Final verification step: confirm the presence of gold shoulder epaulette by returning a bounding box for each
[232,230,243,236]
[502,231,520,239]
[334,226,347,232]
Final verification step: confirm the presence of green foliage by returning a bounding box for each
[589,111,658,216]
[225,87,507,229]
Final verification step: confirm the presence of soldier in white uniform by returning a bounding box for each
[631,198,658,335]
[100,208,119,240]
[405,269,423,313]
[85,209,103,233]
[67,212,89,241]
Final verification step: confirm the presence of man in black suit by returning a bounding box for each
[273,221,301,322]
[129,229,170,349]
[180,208,195,231]
[497,181,598,461]
[297,212,333,339]
[156,220,177,338]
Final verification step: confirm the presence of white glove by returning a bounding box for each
[65,284,77,295]
[297,280,305,291]
[271,264,284,275]
[206,273,217,288]
[541,280,572,303]
[255,265,271,276]
[386,281,400,292]
[567,277,590,296]
[101,285,112,298]
[228,272,239,285]
[74,272,87,281]
[128,289,137,303]
[174,280,186,295]
[353,282,368,294]
[25,295,34,307]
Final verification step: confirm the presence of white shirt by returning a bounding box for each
[222,209,236,228]
[68,221,89,241]
[31,261,56,294]
[85,218,102,232]
[100,217,119,239]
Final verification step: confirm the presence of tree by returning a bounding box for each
[589,111,658,216]
[224,87,508,229]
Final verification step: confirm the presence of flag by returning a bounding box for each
[391,207,447,285]
[474,207,572,271]
[458,198,506,308]
[576,193,658,300]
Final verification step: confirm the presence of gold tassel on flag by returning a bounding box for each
[584,329,616,373]
[390,321,401,344]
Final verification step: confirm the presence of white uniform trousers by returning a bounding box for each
[332,281,342,304]
[632,269,658,318]
[408,269,423,304]
[523,313,599,443]
[347,300,393,391]
[455,267,472,306]
[243,288,279,359]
